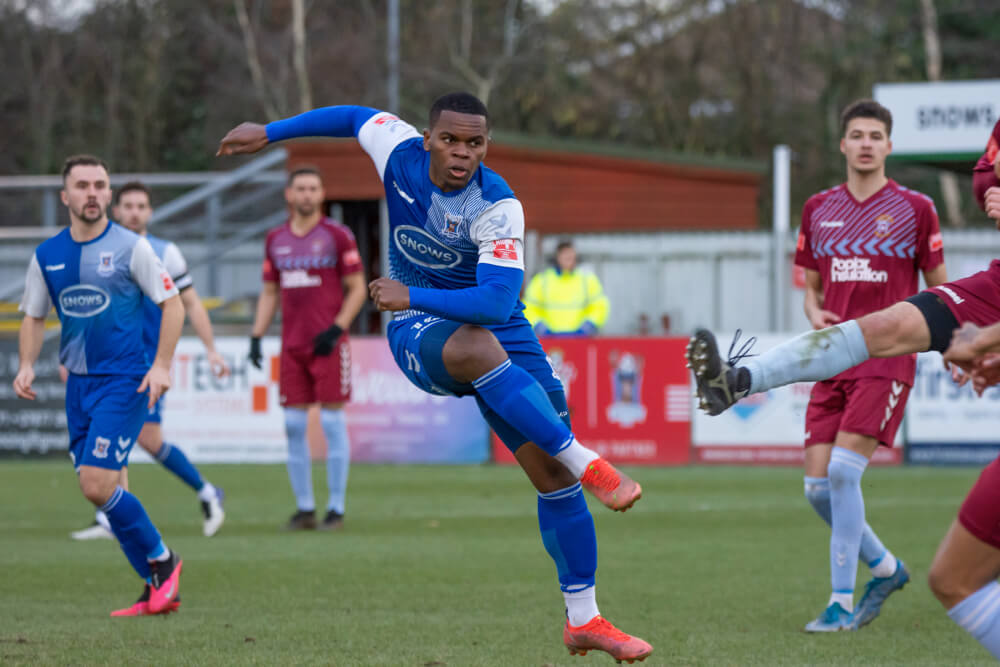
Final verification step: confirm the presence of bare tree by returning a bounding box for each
[448,0,521,105]
[234,0,280,118]
[291,0,313,113]
[920,0,964,227]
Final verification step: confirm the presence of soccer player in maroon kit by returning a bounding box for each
[793,100,947,632]
[690,117,1000,653]
[929,116,1000,660]
[249,167,367,530]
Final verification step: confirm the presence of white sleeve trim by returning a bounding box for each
[130,237,179,304]
[357,112,421,181]
[19,254,52,318]
[163,242,194,290]
[471,199,526,270]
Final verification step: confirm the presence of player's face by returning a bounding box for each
[556,247,577,272]
[61,164,111,225]
[285,174,325,218]
[840,117,892,175]
[423,110,489,192]
[115,190,152,235]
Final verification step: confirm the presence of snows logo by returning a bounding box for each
[59,285,111,318]
[393,225,461,269]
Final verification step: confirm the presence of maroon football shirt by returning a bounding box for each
[262,218,363,349]
[973,118,1000,211]
[795,179,944,383]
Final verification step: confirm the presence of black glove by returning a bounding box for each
[313,324,344,357]
[248,336,263,369]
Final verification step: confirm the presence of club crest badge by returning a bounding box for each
[98,251,115,276]
[874,214,892,239]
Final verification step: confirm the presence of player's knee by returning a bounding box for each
[78,469,118,506]
[927,563,965,608]
[803,479,829,507]
[826,459,854,490]
[857,310,898,356]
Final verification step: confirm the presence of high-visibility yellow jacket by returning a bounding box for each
[522,267,610,334]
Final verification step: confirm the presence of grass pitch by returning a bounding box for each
[0,461,994,666]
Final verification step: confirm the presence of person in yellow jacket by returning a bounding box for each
[523,239,610,336]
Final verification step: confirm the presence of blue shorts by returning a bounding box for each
[145,396,164,424]
[387,314,570,451]
[65,374,147,472]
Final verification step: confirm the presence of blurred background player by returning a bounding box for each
[523,238,609,337]
[70,181,229,540]
[688,114,1000,641]
[218,92,652,663]
[792,100,946,632]
[248,167,367,531]
[14,155,184,616]
[929,117,1000,661]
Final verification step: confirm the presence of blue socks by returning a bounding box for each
[746,321,869,394]
[473,360,573,457]
[537,483,597,593]
[156,441,204,492]
[827,447,869,601]
[948,581,1000,660]
[320,409,350,514]
[101,486,163,580]
[804,476,890,568]
[284,407,315,511]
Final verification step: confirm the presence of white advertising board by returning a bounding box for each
[873,80,1000,156]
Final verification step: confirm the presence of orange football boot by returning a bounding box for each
[564,615,653,663]
[580,458,642,512]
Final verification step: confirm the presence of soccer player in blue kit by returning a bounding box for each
[70,181,228,541]
[14,155,185,617]
[218,93,653,662]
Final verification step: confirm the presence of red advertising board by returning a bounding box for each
[492,337,692,465]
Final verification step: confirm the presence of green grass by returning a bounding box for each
[0,462,994,666]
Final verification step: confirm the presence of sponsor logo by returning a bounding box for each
[93,436,110,459]
[880,381,905,431]
[829,257,888,283]
[393,225,461,269]
[835,552,847,567]
[117,436,131,450]
[98,251,115,276]
[937,285,965,304]
[45,263,65,271]
[374,114,400,125]
[161,272,175,292]
[343,248,361,266]
[280,270,322,289]
[491,239,518,261]
[115,450,128,463]
[58,284,111,317]
[796,232,806,251]
[443,213,463,236]
[929,232,944,252]
[393,180,414,204]
[819,221,844,228]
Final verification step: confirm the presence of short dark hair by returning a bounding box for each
[287,165,323,187]
[840,99,893,137]
[62,154,109,182]
[429,92,490,129]
[115,181,151,206]
[556,239,574,252]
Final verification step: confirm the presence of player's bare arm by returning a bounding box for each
[249,281,279,369]
[139,294,184,407]
[922,262,948,288]
[986,187,1000,225]
[335,271,368,330]
[216,123,269,156]
[369,277,409,312]
[802,268,841,330]
[13,315,46,400]
[179,286,230,378]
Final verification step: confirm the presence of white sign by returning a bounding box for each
[873,80,1000,155]
[906,351,1000,444]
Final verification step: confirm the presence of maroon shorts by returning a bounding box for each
[958,455,1000,550]
[927,260,1000,326]
[279,337,352,406]
[804,377,909,448]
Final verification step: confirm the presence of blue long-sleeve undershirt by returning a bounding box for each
[265,105,379,142]
[408,263,523,325]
